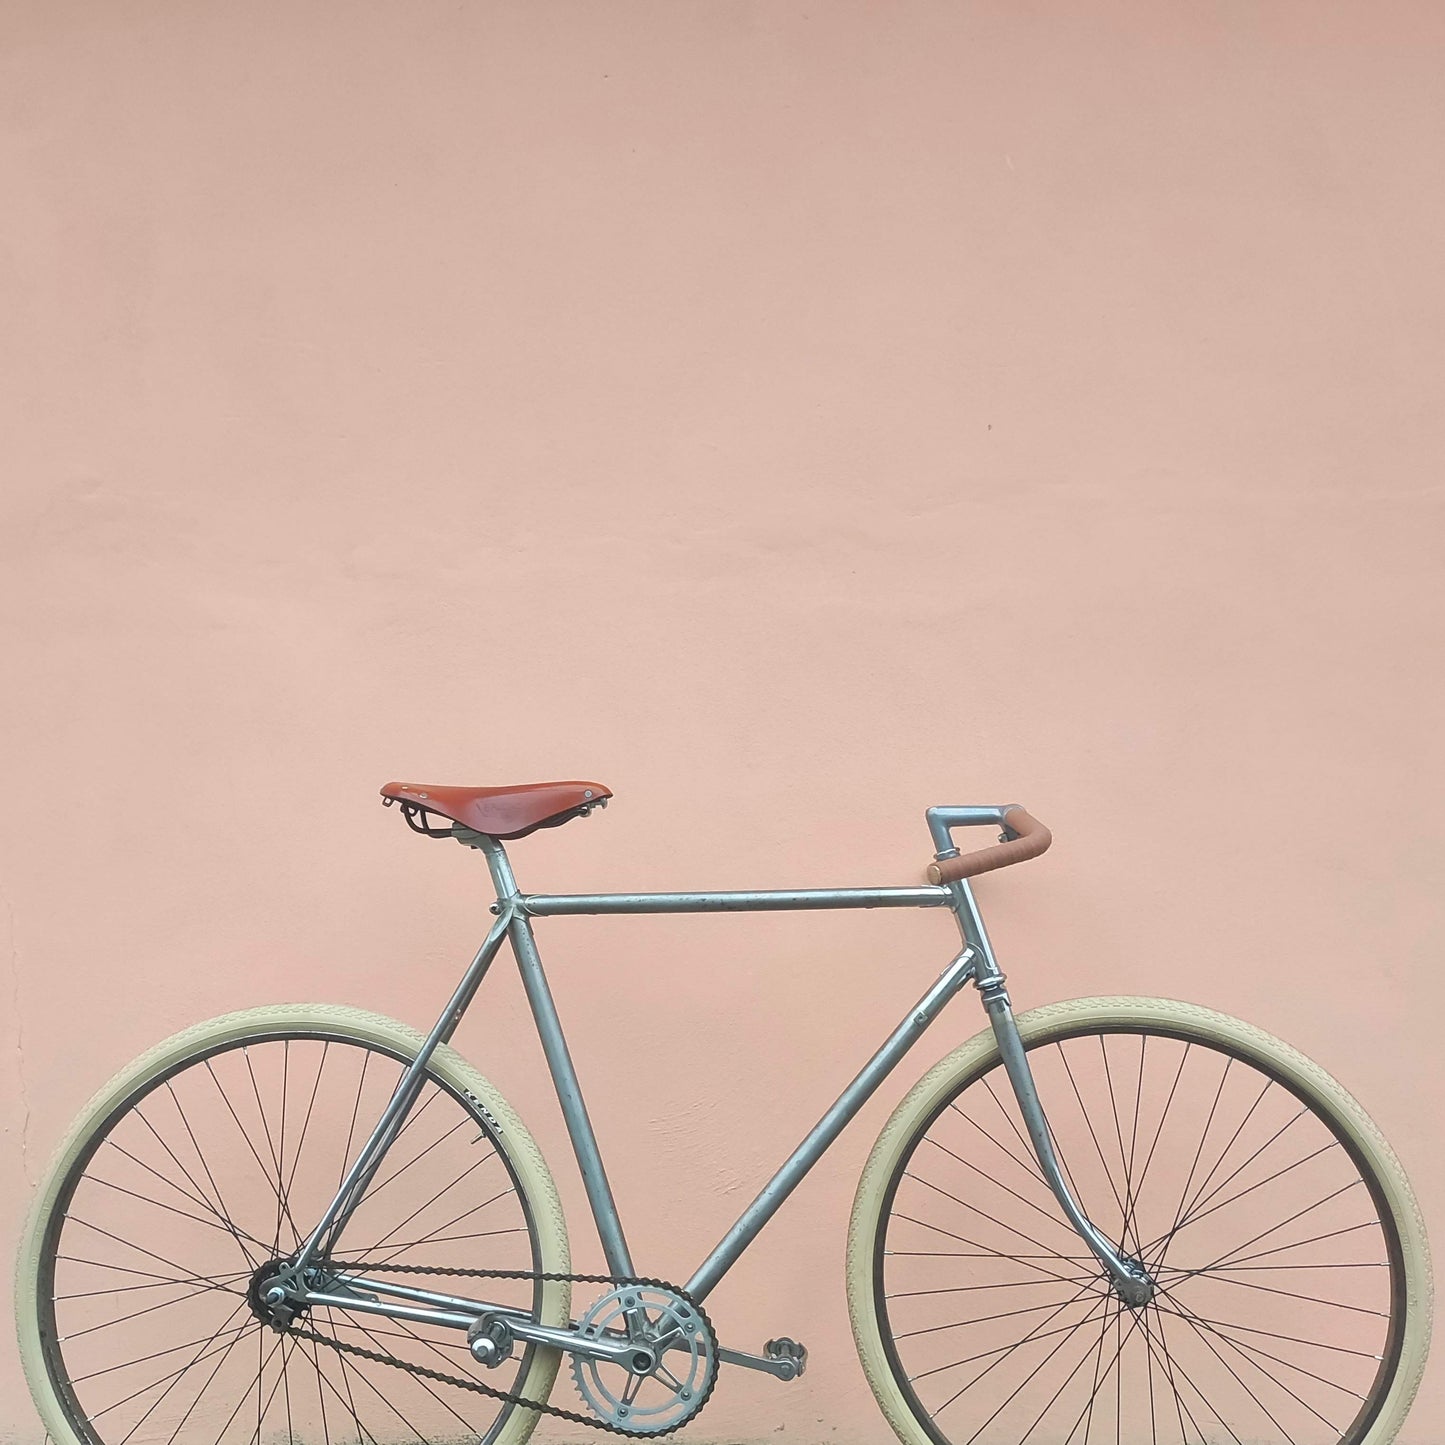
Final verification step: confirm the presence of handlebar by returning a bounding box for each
[925,805,1052,884]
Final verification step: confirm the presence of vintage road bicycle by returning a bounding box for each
[17,780,1433,1445]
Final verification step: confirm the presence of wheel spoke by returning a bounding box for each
[887,1276,1095,1300]
[1017,1299,1137,1445]
[1161,1139,1338,1245]
[66,1216,227,1287]
[320,1304,383,1444]
[358,1224,529,1253]
[115,1318,253,1391]
[205,1059,292,1238]
[300,1324,333,1445]
[1061,1295,1114,1444]
[163,1080,260,1269]
[1161,1056,1233,1248]
[273,1041,292,1255]
[364,1173,507,1258]
[60,1276,247,1341]
[912,1276,1108,1387]
[159,1310,255,1445]
[943,1290,1117,1432]
[1198,1219,1381,1272]
[337,1049,374,1194]
[110,1127,259,1269]
[1165,1078,1275,1253]
[281,1333,297,1445]
[280,1042,330,1221]
[1171,1108,1311,1233]
[358,1171,514,1258]
[1164,1265,1390,1318]
[357,1114,470,1209]
[55,1257,252,1294]
[1128,1043,1191,1235]
[1058,1044,1135,1250]
[1137,1302,1244,1445]
[895,1288,1109,1341]
[344,1316,481,1436]
[1154,1295,1309,1442]
[322,1315,471,1355]
[1097,1033,1144,1257]
[248,1330,297,1445]
[239,1048,297,1253]
[890,1213,1095,1287]
[83,1311,252,1395]
[923,1133,1086,1240]
[1189,1179,1367,1275]
[82,1174,271,1251]
[905,1170,1085,1257]
[1153,1291,1377,1379]
[1119,1035,1148,1254]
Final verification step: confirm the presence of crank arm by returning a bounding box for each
[508,1318,657,1370]
[717,1340,807,1381]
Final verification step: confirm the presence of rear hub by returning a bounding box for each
[247,1257,306,1331]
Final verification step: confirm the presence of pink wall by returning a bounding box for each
[2,2,1442,1440]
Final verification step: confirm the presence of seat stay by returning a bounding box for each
[290,907,514,1274]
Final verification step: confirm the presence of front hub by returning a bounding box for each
[1111,1257,1156,1308]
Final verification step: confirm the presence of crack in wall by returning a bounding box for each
[3,890,32,1186]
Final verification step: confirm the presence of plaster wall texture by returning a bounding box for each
[2,2,1443,1440]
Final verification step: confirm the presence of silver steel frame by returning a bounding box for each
[286,804,1149,1349]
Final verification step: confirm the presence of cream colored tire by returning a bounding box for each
[16,1004,571,1445]
[847,996,1432,1445]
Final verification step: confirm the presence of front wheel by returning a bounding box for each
[848,996,1431,1445]
[16,1004,571,1445]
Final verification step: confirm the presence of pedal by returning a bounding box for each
[764,1337,808,1379]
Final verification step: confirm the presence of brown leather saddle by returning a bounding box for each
[381,780,611,840]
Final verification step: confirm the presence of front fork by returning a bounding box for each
[952,883,1154,1307]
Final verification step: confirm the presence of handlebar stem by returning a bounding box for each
[925,805,1009,855]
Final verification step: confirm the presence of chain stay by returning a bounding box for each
[289,1260,717,1438]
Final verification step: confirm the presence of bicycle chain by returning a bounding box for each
[284,1260,719,1438]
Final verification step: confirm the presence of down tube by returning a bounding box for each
[684,948,976,1304]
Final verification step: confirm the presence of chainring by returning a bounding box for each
[571,1284,718,1435]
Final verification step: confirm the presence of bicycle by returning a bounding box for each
[16,779,1433,1445]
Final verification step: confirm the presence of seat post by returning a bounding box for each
[478,835,520,906]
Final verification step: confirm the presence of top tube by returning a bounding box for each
[522,886,951,916]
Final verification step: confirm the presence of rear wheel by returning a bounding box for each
[848,996,1431,1445]
[17,1004,570,1445]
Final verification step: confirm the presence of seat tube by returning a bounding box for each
[481,840,635,1278]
